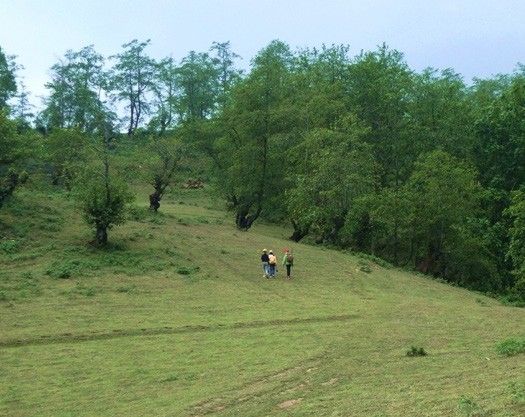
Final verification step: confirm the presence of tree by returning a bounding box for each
[76,129,133,245]
[409,68,473,158]
[506,189,525,298]
[404,151,487,281]
[41,45,108,132]
[110,39,155,135]
[474,72,525,192]
[210,41,242,105]
[0,111,27,208]
[175,50,219,122]
[147,136,181,211]
[0,46,17,109]
[43,129,90,189]
[11,81,34,131]
[218,40,293,229]
[149,57,178,136]
[286,116,376,243]
[346,44,414,186]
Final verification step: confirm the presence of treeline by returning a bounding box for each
[0,40,524,301]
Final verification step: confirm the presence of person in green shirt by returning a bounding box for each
[282,249,294,279]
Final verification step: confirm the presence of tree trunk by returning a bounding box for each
[235,204,261,230]
[149,191,161,212]
[96,225,108,245]
[289,220,309,242]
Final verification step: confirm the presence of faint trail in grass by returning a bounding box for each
[0,314,358,348]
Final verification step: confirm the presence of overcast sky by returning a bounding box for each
[1,0,524,106]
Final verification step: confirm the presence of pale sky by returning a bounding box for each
[1,0,524,107]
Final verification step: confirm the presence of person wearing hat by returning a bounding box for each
[268,250,277,278]
[261,249,270,278]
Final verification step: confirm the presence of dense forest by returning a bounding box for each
[0,39,524,302]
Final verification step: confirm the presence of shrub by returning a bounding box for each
[457,396,488,417]
[45,259,92,279]
[0,239,19,253]
[75,171,134,246]
[357,260,372,273]
[496,338,525,356]
[176,265,200,276]
[406,346,427,357]
[355,251,393,268]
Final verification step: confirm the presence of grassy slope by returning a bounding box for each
[0,187,524,417]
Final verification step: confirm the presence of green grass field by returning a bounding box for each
[1,187,524,416]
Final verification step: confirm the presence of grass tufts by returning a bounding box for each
[406,346,427,357]
[496,337,525,357]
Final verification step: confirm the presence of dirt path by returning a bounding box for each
[0,314,358,348]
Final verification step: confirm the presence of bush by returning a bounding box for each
[406,346,427,357]
[496,338,525,356]
[75,172,134,245]
[176,265,200,276]
[45,259,92,279]
[0,239,20,253]
[357,260,372,273]
[457,396,488,417]
[354,251,393,268]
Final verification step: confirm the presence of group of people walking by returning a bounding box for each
[260,248,294,279]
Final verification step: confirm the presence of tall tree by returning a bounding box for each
[346,44,414,186]
[175,50,219,122]
[76,127,133,245]
[11,81,34,131]
[0,111,27,208]
[218,40,294,229]
[286,116,376,243]
[210,41,242,105]
[0,46,17,109]
[41,45,107,132]
[149,57,178,136]
[110,39,155,135]
[506,189,525,297]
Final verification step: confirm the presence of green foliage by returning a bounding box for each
[457,396,488,417]
[287,117,375,243]
[0,238,19,253]
[40,45,109,132]
[0,46,17,108]
[43,128,91,188]
[75,165,134,245]
[110,39,156,135]
[177,265,200,276]
[45,259,86,279]
[2,38,524,299]
[0,110,28,208]
[406,346,427,357]
[506,189,525,298]
[496,338,525,356]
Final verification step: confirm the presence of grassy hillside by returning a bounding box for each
[1,186,524,417]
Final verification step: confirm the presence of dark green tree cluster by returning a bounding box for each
[209,42,524,297]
